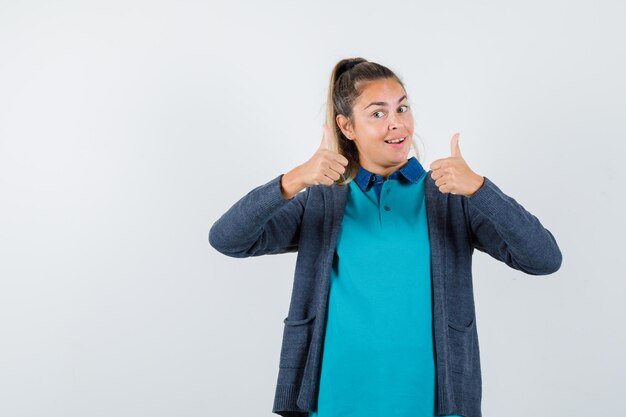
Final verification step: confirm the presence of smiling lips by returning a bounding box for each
[384,137,406,145]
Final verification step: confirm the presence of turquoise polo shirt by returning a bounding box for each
[309,157,462,417]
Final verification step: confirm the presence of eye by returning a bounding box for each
[399,105,409,113]
[372,111,385,118]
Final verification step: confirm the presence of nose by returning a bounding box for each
[388,114,399,130]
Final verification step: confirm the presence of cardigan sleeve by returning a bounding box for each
[208,174,309,258]
[464,176,563,275]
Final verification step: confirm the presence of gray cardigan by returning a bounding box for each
[209,171,562,417]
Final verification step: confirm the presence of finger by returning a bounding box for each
[450,133,461,158]
[319,148,348,167]
[333,153,349,166]
[434,173,448,187]
[328,159,347,175]
[324,169,341,182]
[320,123,333,150]
[430,158,445,171]
[317,160,343,180]
[320,173,336,185]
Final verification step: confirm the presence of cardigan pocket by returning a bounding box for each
[447,318,475,375]
[279,315,316,369]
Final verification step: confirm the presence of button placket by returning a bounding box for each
[380,181,393,230]
[383,178,394,203]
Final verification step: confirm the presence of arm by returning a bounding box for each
[464,176,563,275]
[208,174,309,258]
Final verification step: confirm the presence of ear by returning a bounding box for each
[335,114,355,140]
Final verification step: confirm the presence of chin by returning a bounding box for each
[397,149,411,160]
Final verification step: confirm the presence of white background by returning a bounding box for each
[1,0,624,416]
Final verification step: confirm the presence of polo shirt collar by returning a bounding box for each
[353,156,426,193]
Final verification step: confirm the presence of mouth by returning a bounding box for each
[384,137,406,145]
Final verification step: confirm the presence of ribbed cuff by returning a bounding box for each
[254,174,296,220]
[466,176,506,219]
[272,383,304,413]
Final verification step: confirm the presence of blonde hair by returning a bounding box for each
[325,57,423,185]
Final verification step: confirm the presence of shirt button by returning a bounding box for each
[384,205,391,211]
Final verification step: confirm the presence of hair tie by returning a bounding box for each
[339,60,360,75]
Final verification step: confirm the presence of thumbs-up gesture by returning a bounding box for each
[429,133,485,197]
[279,123,349,199]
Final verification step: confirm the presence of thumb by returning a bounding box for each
[320,123,333,150]
[450,132,462,158]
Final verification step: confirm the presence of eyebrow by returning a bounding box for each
[363,95,407,110]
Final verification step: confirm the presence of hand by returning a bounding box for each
[429,133,485,198]
[300,123,349,187]
[280,124,349,199]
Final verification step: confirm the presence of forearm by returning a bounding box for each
[209,174,307,257]
[467,177,562,274]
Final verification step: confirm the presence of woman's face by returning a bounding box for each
[336,78,414,177]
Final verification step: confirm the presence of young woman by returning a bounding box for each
[209,57,562,417]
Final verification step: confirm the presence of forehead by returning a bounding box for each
[356,78,406,104]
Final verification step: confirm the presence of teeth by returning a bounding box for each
[385,137,405,144]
